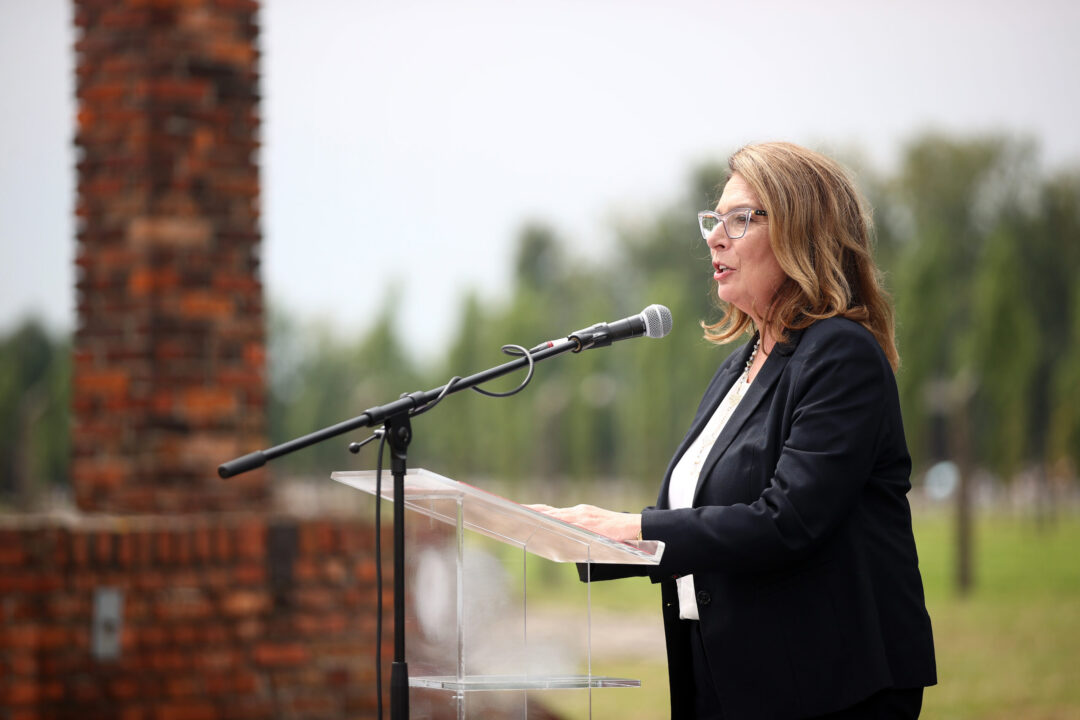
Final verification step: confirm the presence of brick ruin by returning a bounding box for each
[0,2,388,717]
[0,3,574,717]
[70,0,267,515]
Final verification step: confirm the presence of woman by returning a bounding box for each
[531,142,937,719]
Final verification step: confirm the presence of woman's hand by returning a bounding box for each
[525,503,642,542]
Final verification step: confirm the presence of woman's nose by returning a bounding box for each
[706,226,728,249]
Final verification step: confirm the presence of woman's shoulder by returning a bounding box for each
[790,317,891,370]
[799,317,881,351]
[783,318,896,404]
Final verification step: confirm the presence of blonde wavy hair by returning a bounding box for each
[703,142,899,371]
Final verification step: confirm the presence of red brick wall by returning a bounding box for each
[0,516,389,719]
[72,0,267,513]
[44,3,401,718]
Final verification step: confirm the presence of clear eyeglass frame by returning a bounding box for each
[697,208,768,241]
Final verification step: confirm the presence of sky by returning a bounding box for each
[2,0,1079,361]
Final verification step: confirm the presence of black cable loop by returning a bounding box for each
[408,344,537,416]
[469,344,536,398]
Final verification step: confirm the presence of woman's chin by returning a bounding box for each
[716,288,742,309]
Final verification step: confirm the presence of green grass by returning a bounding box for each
[503,508,1080,719]
[914,508,1080,719]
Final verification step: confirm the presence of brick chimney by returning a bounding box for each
[72,0,267,513]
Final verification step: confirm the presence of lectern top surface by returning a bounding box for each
[331,469,663,565]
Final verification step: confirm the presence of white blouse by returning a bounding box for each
[667,369,753,620]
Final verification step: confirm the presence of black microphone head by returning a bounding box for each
[641,304,673,339]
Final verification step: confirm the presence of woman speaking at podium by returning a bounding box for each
[531,142,936,719]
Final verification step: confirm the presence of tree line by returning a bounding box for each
[3,133,1078,507]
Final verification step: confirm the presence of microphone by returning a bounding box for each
[532,304,673,352]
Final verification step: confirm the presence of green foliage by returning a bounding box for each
[1035,172,1080,467]
[266,295,423,477]
[963,225,1039,476]
[261,163,745,488]
[513,221,564,291]
[260,132,1080,487]
[880,134,1078,476]
[0,320,70,503]
[1049,282,1080,466]
[3,130,1078,503]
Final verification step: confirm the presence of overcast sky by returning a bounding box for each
[2,0,1079,361]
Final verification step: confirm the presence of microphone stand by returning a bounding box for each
[385,414,411,719]
[218,337,585,719]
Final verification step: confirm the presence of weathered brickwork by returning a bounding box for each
[0,516,391,719]
[12,1,400,717]
[71,0,267,513]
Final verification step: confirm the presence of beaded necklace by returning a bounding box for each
[742,337,761,383]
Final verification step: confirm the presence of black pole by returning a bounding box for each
[385,415,411,720]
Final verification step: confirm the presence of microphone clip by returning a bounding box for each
[568,324,608,352]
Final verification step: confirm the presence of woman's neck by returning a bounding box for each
[755,323,779,356]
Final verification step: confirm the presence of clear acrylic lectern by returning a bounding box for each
[332,469,664,719]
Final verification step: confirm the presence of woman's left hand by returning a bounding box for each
[525,503,642,542]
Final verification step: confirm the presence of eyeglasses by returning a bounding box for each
[697,208,768,241]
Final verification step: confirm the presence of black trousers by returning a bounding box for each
[686,621,924,720]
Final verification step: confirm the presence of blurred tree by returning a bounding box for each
[419,224,578,483]
[963,224,1040,478]
[888,135,1024,464]
[885,135,1020,596]
[1034,172,1080,469]
[3,131,1074,537]
[420,291,488,478]
[266,295,421,478]
[0,320,71,507]
[879,133,1080,593]
[883,135,1078,477]
[258,133,1080,541]
[609,162,738,486]
[551,266,617,481]
[1049,280,1080,470]
[514,221,564,290]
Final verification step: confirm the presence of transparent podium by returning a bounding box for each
[332,469,664,719]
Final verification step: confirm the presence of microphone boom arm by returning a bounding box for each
[218,303,671,478]
[217,338,579,478]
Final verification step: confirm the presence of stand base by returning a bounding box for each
[410,675,641,691]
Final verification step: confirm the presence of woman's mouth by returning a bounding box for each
[713,263,734,280]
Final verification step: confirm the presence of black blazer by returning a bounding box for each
[591,317,936,719]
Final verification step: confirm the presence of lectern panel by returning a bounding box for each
[332,469,663,719]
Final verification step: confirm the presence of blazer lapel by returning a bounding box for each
[656,340,755,509]
[691,330,802,505]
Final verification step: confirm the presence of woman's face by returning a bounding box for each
[707,173,787,327]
